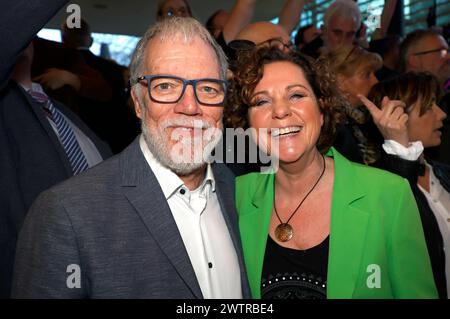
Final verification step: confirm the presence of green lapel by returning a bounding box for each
[238,172,274,299]
[326,148,370,298]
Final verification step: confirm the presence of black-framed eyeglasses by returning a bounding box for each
[228,37,294,52]
[132,75,227,106]
[258,37,294,51]
[228,39,256,51]
[413,48,449,58]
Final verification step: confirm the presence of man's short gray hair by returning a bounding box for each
[399,28,442,72]
[324,0,362,28]
[129,17,228,100]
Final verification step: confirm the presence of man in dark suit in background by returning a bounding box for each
[0,0,111,298]
[12,16,250,298]
[59,19,139,153]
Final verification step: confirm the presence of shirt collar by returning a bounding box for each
[203,161,216,193]
[424,160,443,198]
[20,82,45,93]
[139,134,215,199]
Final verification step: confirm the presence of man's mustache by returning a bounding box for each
[159,118,214,130]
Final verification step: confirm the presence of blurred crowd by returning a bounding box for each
[1,0,449,299]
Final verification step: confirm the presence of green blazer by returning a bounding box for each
[236,148,438,299]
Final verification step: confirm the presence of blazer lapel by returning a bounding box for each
[212,165,240,253]
[120,139,203,298]
[327,148,370,299]
[18,84,73,175]
[212,164,251,298]
[238,173,274,298]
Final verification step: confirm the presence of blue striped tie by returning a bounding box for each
[29,90,89,175]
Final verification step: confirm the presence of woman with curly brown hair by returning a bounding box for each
[228,47,438,299]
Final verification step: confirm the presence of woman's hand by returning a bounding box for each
[358,94,410,147]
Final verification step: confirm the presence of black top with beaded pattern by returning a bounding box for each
[261,235,329,299]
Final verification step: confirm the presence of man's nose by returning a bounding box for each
[173,85,202,116]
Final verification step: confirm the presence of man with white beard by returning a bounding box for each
[12,17,251,299]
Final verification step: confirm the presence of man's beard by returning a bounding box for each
[142,116,223,176]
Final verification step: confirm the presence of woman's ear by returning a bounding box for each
[336,74,347,91]
[318,98,324,127]
[335,74,353,103]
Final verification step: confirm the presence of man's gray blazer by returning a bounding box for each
[12,138,251,298]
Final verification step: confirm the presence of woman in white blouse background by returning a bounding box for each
[364,71,449,299]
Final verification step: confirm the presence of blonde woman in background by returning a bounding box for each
[323,44,384,165]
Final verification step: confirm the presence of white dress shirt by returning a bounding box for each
[139,135,242,299]
[384,141,449,296]
[417,161,450,297]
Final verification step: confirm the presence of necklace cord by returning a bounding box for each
[274,154,326,225]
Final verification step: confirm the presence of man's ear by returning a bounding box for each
[226,68,234,81]
[407,54,421,70]
[130,88,143,120]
